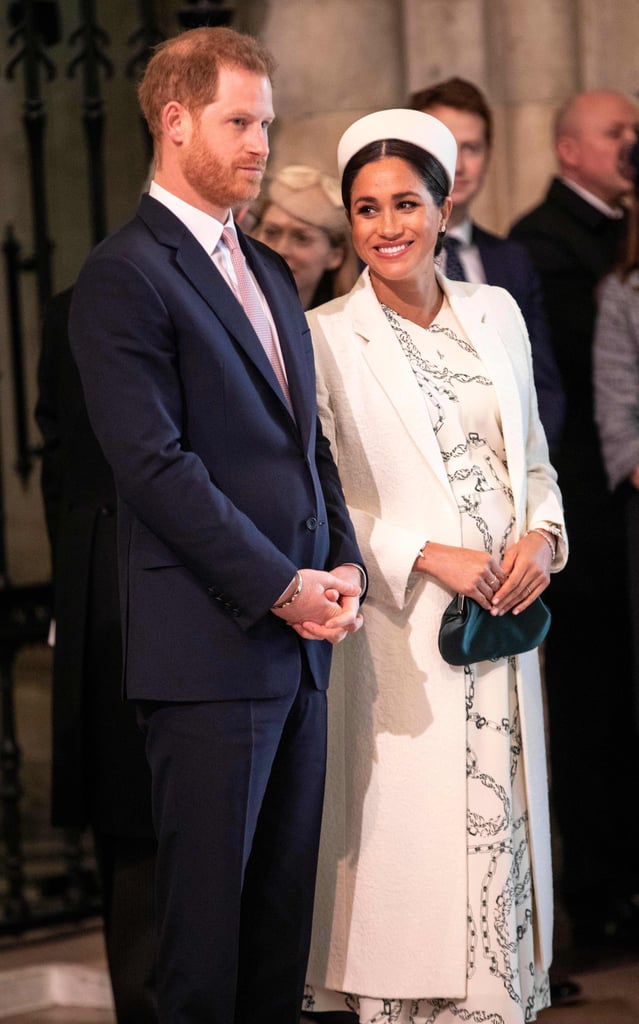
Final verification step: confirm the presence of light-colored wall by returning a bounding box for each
[2,0,639,583]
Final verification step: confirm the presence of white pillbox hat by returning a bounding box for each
[337,108,457,190]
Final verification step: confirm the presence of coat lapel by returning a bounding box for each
[347,272,457,510]
[443,275,527,526]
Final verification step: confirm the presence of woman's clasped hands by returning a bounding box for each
[416,530,554,616]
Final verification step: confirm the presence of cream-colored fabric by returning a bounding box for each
[305,268,566,999]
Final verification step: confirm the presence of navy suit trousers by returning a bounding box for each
[136,658,327,1024]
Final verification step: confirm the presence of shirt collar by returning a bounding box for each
[447,217,473,246]
[560,177,625,219]
[148,180,235,252]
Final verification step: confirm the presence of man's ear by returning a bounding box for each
[162,101,191,144]
[326,244,346,272]
[556,134,579,172]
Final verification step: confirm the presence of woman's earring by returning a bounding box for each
[439,224,446,234]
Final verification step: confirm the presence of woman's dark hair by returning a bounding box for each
[341,139,450,256]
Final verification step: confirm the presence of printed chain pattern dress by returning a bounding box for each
[304,297,550,1024]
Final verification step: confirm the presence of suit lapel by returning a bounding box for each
[471,225,507,289]
[240,233,312,443]
[473,234,498,284]
[138,197,301,433]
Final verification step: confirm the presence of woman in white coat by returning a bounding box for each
[302,110,567,1024]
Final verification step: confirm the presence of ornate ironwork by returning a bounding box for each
[126,0,164,80]
[177,0,235,29]
[0,583,52,927]
[125,0,166,159]
[1,0,243,938]
[5,0,58,311]
[2,228,33,486]
[3,1,61,485]
[67,0,114,245]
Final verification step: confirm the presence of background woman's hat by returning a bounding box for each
[337,109,457,190]
[268,165,348,235]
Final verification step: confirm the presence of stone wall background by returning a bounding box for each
[1,0,638,854]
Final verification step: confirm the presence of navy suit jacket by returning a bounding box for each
[69,194,362,703]
[472,223,565,452]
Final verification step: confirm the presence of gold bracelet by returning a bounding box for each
[273,571,303,609]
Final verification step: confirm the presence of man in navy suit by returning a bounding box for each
[69,27,364,1024]
[410,78,565,454]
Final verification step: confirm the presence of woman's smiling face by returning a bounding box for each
[348,155,450,291]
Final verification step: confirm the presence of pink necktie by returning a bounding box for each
[221,227,291,408]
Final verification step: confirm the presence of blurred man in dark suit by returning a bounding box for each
[36,287,158,1023]
[511,89,639,950]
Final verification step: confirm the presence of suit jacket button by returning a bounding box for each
[306,516,318,531]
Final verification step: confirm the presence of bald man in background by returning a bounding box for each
[511,90,639,952]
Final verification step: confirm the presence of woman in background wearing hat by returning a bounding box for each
[252,164,358,309]
[301,110,567,1023]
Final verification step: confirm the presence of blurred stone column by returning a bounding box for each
[401,0,578,232]
[403,0,491,94]
[490,0,579,230]
[402,0,500,228]
[253,0,406,177]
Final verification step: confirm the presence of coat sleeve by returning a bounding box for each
[35,290,73,566]
[519,254,566,456]
[498,290,568,569]
[594,272,639,490]
[311,313,428,613]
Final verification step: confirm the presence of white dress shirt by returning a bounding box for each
[436,217,486,282]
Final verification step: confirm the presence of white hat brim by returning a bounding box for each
[337,108,457,190]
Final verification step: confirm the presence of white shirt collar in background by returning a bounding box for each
[560,177,625,219]
[439,217,486,283]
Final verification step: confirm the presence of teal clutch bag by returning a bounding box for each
[438,593,551,666]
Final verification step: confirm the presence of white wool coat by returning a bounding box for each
[306,269,567,1000]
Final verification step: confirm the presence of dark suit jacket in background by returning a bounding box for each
[36,288,153,836]
[510,177,626,453]
[509,176,639,926]
[37,287,158,1023]
[472,223,565,453]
